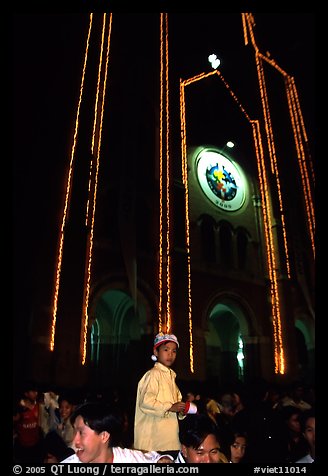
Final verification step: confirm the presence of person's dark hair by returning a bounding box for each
[58,393,75,406]
[299,408,315,433]
[279,405,302,422]
[178,413,219,449]
[220,427,248,460]
[21,380,39,393]
[226,428,248,446]
[70,402,123,447]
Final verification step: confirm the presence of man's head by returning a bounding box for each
[178,414,227,463]
[70,402,122,463]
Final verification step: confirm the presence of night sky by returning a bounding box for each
[12,13,315,381]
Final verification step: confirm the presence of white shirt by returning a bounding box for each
[175,452,186,463]
[295,454,314,463]
[60,446,174,463]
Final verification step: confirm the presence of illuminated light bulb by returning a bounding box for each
[208,53,221,69]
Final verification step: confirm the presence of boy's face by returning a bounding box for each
[154,341,177,367]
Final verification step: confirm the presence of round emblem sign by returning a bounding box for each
[196,149,246,211]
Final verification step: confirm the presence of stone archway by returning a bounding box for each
[88,288,150,393]
[204,296,257,388]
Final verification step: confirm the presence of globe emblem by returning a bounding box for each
[206,163,238,201]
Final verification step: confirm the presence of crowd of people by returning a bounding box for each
[13,333,315,464]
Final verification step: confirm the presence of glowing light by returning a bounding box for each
[158,13,172,334]
[50,13,114,368]
[50,14,94,352]
[242,12,314,373]
[81,13,113,365]
[208,53,221,69]
[180,78,194,373]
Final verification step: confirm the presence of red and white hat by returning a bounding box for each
[151,333,179,361]
[153,332,179,349]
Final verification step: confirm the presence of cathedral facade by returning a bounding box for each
[23,13,314,396]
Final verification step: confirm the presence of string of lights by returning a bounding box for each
[50,14,113,366]
[158,13,173,334]
[50,14,94,353]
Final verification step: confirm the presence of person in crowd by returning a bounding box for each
[281,381,312,411]
[13,381,45,463]
[37,389,61,435]
[60,402,174,463]
[175,413,228,463]
[279,405,308,462]
[55,394,76,448]
[295,409,315,463]
[133,333,186,456]
[221,428,248,463]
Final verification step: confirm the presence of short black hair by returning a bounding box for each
[178,414,219,449]
[70,402,123,447]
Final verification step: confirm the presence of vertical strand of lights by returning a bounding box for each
[258,54,291,278]
[158,13,164,332]
[254,52,286,373]
[257,50,315,260]
[180,78,201,373]
[158,13,172,333]
[164,14,172,332]
[50,14,94,352]
[81,13,113,364]
[285,77,315,257]
[252,119,285,373]
[288,78,315,184]
[242,12,255,46]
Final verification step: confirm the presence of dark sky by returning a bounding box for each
[12,13,315,338]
